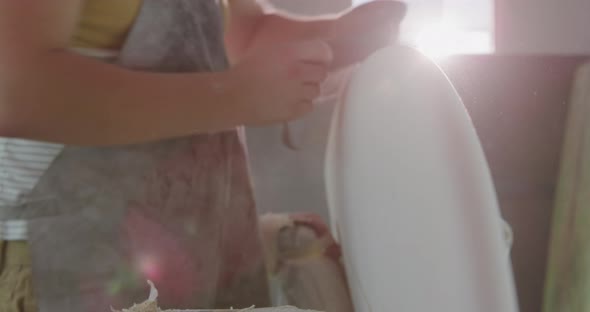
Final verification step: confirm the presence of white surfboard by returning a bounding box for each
[325,45,519,312]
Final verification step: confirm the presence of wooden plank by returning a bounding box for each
[543,62,590,312]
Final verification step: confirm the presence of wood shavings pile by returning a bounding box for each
[112,281,321,312]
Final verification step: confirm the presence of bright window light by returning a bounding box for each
[353,0,495,59]
[414,20,493,59]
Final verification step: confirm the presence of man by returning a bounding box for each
[0,0,405,311]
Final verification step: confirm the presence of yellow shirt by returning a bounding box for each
[71,0,143,49]
[71,0,229,50]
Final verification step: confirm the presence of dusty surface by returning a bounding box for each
[114,282,319,312]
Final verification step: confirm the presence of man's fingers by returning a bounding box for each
[291,63,328,83]
[300,83,321,101]
[290,40,334,65]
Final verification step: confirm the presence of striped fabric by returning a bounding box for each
[0,220,27,240]
[0,139,63,205]
[0,48,118,240]
[0,139,63,240]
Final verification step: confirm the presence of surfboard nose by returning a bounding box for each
[325,45,520,312]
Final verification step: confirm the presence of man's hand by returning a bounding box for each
[230,0,406,70]
[228,40,333,126]
[327,0,407,68]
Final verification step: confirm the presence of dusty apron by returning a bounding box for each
[0,1,269,311]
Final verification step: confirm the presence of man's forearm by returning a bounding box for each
[0,51,241,146]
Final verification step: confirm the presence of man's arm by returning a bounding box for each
[0,0,248,146]
[0,0,333,146]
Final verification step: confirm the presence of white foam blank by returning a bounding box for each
[325,45,519,312]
